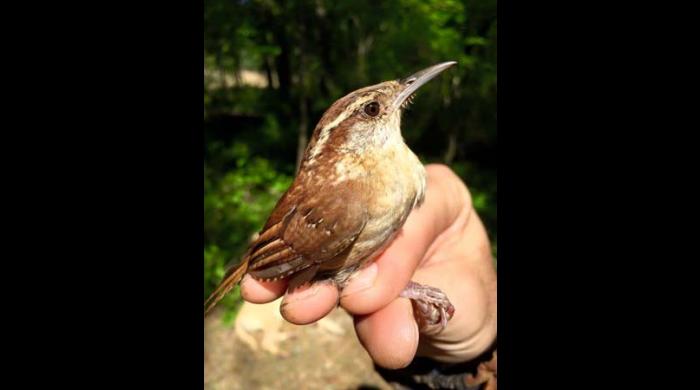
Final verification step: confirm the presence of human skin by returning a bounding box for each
[240,164,497,369]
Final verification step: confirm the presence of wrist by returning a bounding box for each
[374,338,497,390]
[462,337,497,390]
[416,320,496,363]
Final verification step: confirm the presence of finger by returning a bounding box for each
[280,282,339,325]
[354,298,419,369]
[240,274,288,304]
[340,164,470,315]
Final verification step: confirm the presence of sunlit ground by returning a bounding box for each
[204,298,392,390]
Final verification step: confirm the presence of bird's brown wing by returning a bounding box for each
[204,179,367,314]
[245,180,368,281]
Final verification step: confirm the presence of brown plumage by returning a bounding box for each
[206,62,458,330]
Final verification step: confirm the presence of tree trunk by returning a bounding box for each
[442,85,457,164]
[264,56,274,89]
[444,130,457,164]
[295,7,310,173]
[296,97,309,173]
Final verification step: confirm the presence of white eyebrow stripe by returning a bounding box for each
[308,95,376,160]
[319,95,375,134]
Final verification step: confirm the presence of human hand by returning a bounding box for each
[240,164,497,369]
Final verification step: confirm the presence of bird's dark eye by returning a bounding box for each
[364,101,380,117]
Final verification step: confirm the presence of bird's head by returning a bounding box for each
[304,61,457,164]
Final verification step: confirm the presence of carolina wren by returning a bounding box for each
[206,61,458,330]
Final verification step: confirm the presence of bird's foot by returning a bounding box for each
[400,280,455,332]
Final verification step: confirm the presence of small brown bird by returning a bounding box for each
[206,62,457,330]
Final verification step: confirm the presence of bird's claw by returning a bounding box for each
[400,280,455,333]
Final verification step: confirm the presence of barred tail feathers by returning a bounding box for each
[204,258,249,316]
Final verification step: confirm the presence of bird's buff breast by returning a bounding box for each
[325,143,426,283]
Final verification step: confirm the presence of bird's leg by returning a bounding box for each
[400,281,455,332]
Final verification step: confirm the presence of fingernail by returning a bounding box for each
[284,283,320,303]
[341,263,378,297]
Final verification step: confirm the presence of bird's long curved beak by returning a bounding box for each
[391,61,457,111]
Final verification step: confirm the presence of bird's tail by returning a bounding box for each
[204,256,250,316]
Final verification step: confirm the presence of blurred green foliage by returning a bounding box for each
[204,0,496,314]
